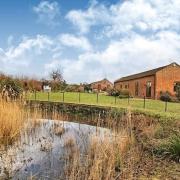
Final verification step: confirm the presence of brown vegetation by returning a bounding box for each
[0,100,25,145]
[64,131,131,180]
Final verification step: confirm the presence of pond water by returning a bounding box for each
[0,119,111,179]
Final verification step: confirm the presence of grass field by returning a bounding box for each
[28,92,180,118]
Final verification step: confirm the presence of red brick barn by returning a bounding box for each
[90,78,113,92]
[114,62,180,99]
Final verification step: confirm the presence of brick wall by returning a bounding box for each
[91,80,113,91]
[155,64,180,99]
[114,75,155,99]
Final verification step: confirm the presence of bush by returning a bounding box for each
[160,91,172,102]
[84,84,92,92]
[0,78,22,94]
[50,81,68,92]
[107,89,120,96]
[155,134,180,162]
[65,84,79,92]
[119,89,130,98]
[108,89,130,98]
[168,134,180,161]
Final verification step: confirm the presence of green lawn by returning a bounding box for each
[28,92,180,118]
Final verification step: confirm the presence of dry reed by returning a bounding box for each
[0,100,26,145]
[64,130,131,180]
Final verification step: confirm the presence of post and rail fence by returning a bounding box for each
[28,91,177,113]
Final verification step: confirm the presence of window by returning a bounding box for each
[135,82,139,96]
[174,82,180,92]
[120,84,122,89]
[125,84,129,89]
[146,81,152,97]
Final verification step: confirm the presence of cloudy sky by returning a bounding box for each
[0,0,180,83]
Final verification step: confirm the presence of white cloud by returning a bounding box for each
[0,35,54,75]
[5,35,53,59]
[33,1,60,26]
[60,31,180,83]
[66,0,180,37]
[66,0,110,34]
[0,31,180,83]
[59,34,92,51]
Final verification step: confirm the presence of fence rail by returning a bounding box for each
[27,91,180,114]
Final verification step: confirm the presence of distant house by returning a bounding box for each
[78,83,85,92]
[90,78,113,92]
[43,85,51,92]
[114,62,180,99]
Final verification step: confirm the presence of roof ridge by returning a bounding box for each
[114,62,179,83]
[90,78,113,84]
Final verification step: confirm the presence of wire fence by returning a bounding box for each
[27,91,180,114]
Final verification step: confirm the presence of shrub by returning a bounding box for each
[0,78,23,94]
[160,91,172,102]
[107,89,120,96]
[168,134,180,161]
[65,84,79,92]
[155,134,180,162]
[119,89,130,98]
[84,84,92,92]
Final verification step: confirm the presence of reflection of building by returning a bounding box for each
[114,62,180,99]
[90,78,113,92]
[43,85,51,92]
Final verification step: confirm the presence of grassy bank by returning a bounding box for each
[28,92,180,118]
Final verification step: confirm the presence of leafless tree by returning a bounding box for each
[50,68,63,82]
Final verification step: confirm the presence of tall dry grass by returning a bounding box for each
[0,100,26,145]
[61,109,144,180]
[64,130,132,180]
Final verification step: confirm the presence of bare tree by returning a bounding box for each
[50,68,63,82]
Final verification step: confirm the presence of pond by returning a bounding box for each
[0,119,111,179]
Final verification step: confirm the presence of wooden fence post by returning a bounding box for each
[35,91,36,101]
[63,92,65,102]
[78,92,81,103]
[165,100,168,112]
[25,91,27,101]
[143,96,146,109]
[128,94,130,105]
[97,93,99,104]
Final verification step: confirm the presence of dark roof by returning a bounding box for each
[114,62,179,83]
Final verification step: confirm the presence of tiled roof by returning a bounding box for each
[90,78,113,85]
[114,62,179,83]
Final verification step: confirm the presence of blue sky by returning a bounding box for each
[0,0,180,83]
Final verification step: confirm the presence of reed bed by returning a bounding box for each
[0,100,26,145]
[63,130,132,180]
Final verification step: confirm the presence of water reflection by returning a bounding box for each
[0,119,110,179]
